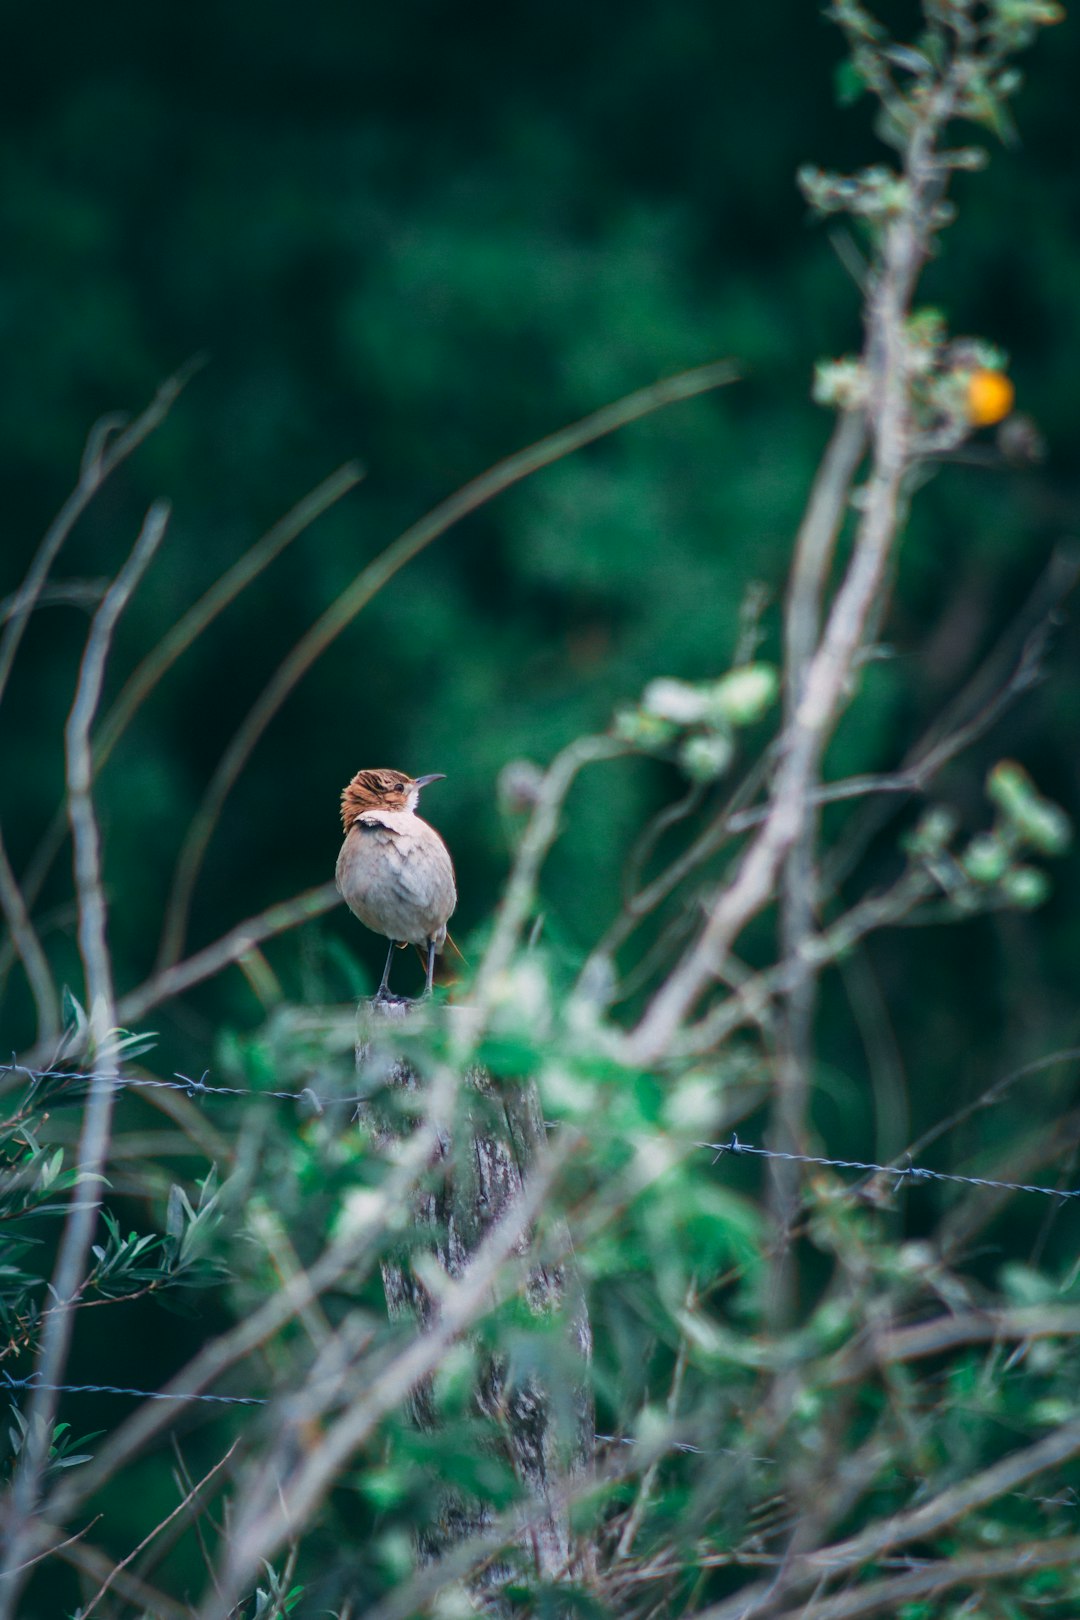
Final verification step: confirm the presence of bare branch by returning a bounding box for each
[67,501,171,1047]
[625,79,961,1066]
[678,868,934,1058]
[771,408,869,1319]
[764,1539,1080,1620]
[695,1418,1080,1620]
[0,362,197,715]
[827,1304,1080,1386]
[822,539,1080,890]
[0,464,362,1015]
[117,880,341,1028]
[467,734,628,1037]
[0,832,59,1041]
[79,1438,239,1619]
[0,579,106,622]
[0,500,170,1620]
[0,367,196,1043]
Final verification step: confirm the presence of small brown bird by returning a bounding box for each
[335,767,457,1000]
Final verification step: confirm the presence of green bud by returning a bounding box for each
[613,708,678,749]
[961,833,1009,884]
[679,731,735,783]
[1000,865,1051,910]
[813,358,867,410]
[1022,802,1073,856]
[902,806,959,857]
[641,677,710,725]
[987,761,1071,853]
[705,663,780,727]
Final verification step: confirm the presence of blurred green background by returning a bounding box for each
[4,6,1080,1613]
[2,0,1079,1133]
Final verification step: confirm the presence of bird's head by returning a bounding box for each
[340,767,446,830]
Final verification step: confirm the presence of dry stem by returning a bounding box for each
[625,78,960,1066]
[0,501,170,1620]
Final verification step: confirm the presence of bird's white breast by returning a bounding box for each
[335,808,457,947]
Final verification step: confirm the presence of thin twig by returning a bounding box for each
[465,734,628,1041]
[2,464,363,987]
[13,880,342,1073]
[42,1060,464,1534]
[79,1438,239,1618]
[0,578,106,624]
[0,833,59,1041]
[155,359,739,971]
[116,880,341,1028]
[620,783,705,907]
[577,749,776,989]
[694,1416,1080,1620]
[55,1538,191,1620]
[617,1278,695,1558]
[675,868,935,1058]
[0,362,197,715]
[0,366,197,1042]
[0,1514,101,1579]
[827,1304,1080,1386]
[822,540,1080,891]
[763,1539,1080,1620]
[0,501,170,1620]
[771,408,868,1323]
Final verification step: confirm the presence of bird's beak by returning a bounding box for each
[413,773,446,790]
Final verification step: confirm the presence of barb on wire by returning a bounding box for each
[705,1132,1080,1204]
[0,1062,366,1114]
[0,1371,266,1406]
[8,1064,1079,1209]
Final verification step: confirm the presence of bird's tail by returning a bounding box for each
[410,930,467,989]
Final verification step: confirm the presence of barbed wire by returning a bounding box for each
[4,1063,1079,1205]
[0,1370,266,1406]
[0,1069,1075,1430]
[705,1131,1080,1203]
[1,1061,364,1113]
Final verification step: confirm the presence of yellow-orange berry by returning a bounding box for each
[966,368,1015,427]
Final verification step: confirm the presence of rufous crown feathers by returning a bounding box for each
[340,767,446,831]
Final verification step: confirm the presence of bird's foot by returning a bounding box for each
[372,988,412,1006]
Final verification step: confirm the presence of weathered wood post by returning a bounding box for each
[358,998,595,1593]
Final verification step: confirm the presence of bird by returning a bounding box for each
[335,766,457,1000]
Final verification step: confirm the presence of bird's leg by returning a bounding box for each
[375,938,397,1000]
[424,939,437,996]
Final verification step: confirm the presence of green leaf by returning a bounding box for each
[835,59,869,106]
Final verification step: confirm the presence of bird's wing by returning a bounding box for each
[355,810,400,840]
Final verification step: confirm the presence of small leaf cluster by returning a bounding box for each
[613,664,779,782]
[904,759,1071,913]
[2,1409,102,1487]
[827,0,1064,148]
[815,310,1014,446]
